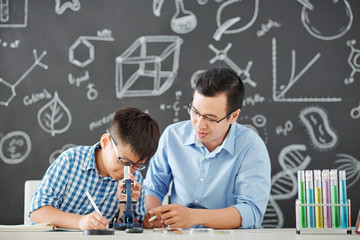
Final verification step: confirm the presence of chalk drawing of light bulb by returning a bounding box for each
[298,0,353,41]
[37,91,72,137]
[213,0,259,41]
[171,0,197,34]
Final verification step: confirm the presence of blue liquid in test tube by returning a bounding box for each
[339,170,348,228]
[305,170,315,228]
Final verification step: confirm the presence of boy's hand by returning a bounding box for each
[79,212,109,230]
[117,173,141,202]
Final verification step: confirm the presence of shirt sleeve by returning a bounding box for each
[232,137,271,229]
[143,127,173,202]
[29,151,72,216]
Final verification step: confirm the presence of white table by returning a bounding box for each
[0,228,358,240]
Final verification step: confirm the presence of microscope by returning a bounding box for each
[114,164,143,233]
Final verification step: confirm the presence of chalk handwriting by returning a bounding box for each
[89,112,115,131]
[257,19,281,37]
[23,88,52,106]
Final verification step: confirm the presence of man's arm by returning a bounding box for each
[30,205,109,230]
[148,204,241,229]
[143,195,164,228]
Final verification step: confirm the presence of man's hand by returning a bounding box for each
[143,211,165,229]
[117,173,141,202]
[147,204,196,229]
[78,212,109,230]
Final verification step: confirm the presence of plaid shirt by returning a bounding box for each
[30,143,145,222]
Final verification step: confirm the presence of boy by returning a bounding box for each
[30,107,160,230]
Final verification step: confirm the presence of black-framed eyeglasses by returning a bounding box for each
[187,100,235,124]
[106,129,147,171]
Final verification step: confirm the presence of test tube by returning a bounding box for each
[314,170,323,228]
[305,170,315,228]
[297,170,306,228]
[338,170,348,228]
[322,170,332,228]
[330,169,340,228]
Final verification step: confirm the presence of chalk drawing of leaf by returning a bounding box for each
[37,92,72,136]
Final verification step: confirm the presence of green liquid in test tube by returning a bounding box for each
[330,169,340,228]
[297,170,306,228]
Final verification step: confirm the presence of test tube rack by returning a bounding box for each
[295,199,352,234]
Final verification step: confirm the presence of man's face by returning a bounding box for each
[190,91,238,151]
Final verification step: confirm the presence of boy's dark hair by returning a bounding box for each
[195,67,245,114]
[108,107,160,165]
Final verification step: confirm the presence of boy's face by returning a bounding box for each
[99,134,140,180]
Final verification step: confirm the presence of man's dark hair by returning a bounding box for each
[195,67,245,114]
[108,107,160,165]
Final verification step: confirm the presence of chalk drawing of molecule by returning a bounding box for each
[345,39,360,85]
[0,49,48,106]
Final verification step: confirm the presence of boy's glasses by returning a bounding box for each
[106,129,147,171]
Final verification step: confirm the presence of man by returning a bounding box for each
[143,67,271,229]
[30,107,160,230]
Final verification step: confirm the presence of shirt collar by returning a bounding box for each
[184,123,236,156]
[82,142,101,171]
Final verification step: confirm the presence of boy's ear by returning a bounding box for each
[100,133,110,149]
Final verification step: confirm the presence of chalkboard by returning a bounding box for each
[0,0,359,227]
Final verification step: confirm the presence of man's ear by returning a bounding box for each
[230,109,241,124]
[100,133,110,149]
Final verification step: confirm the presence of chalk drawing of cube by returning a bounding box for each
[115,36,183,98]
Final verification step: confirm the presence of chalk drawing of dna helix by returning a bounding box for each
[262,144,311,228]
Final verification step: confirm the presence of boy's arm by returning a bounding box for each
[30,205,109,230]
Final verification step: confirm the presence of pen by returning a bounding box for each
[339,170,348,228]
[149,215,157,222]
[322,170,331,228]
[305,170,315,228]
[86,191,102,216]
[297,170,306,228]
[314,170,323,228]
[330,169,340,228]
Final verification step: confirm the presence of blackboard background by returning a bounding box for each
[0,0,359,227]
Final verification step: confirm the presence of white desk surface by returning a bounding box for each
[0,228,358,240]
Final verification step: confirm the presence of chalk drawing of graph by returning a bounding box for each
[262,144,311,228]
[0,0,27,28]
[115,36,183,98]
[272,38,342,102]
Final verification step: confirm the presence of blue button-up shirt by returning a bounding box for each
[144,121,271,229]
[30,143,145,222]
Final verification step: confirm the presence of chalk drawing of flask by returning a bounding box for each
[170,0,197,34]
[301,0,353,41]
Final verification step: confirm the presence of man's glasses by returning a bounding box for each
[106,129,147,171]
[187,101,235,125]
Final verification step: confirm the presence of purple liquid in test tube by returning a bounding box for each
[322,170,331,228]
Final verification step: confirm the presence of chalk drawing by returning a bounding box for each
[68,71,89,87]
[0,39,20,48]
[153,0,164,17]
[190,70,206,89]
[0,49,48,107]
[242,93,265,107]
[37,92,72,137]
[49,143,76,164]
[23,88,52,106]
[86,83,98,100]
[297,0,353,41]
[69,29,114,67]
[257,19,281,37]
[239,114,268,143]
[89,111,115,131]
[209,43,256,87]
[345,39,360,85]
[115,35,183,98]
[160,90,187,122]
[214,0,259,41]
[262,144,311,228]
[0,131,31,164]
[350,102,360,120]
[171,0,197,34]
[299,106,338,151]
[55,0,80,15]
[0,0,27,28]
[275,120,293,136]
[272,38,342,102]
[335,153,360,188]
